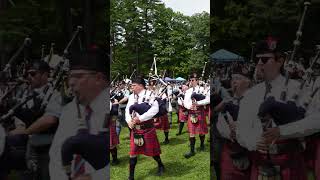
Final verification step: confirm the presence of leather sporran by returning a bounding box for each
[230,151,250,171]
[258,164,281,180]
[190,114,198,124]
[133,134,144,147]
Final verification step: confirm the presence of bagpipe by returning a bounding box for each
[128,88,168,119]
[259,47,320,126]
[61,97,109,179]
[191,92,206,101]
[259,1,312,126]
[0,37,41,126]
[1,37,32,79]
[0,37,32,108]
[40,26,83,111]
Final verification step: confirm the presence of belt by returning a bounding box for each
[135,123,154,130]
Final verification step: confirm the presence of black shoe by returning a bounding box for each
[157,165,165,176]
[200,145,205,151]
[163,139,169,144]
[184,151,195,158]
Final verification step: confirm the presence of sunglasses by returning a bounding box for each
[255,56,274,64]
[189,79,198,82]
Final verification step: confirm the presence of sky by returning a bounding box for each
[161,0,210,16]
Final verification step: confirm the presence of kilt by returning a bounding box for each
[220,142,250,180]
[154,114,170,131]
[250,140,307,180]
[187,108,208,135]
[109,117,119,147]
[304,136,320,178]
[178,105,188,122]
[129,120,161,156]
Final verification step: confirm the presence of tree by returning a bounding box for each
[111,0,210,79]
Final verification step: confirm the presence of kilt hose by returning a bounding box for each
[129,120,161,156]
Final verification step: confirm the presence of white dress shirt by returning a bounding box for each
[43,90,63,118]
[236,75,300,151]
[49,89,109,180]
[125,89,159,124]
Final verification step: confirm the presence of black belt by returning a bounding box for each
[135,123,154,130]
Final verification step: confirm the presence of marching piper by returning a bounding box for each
[236,39,307,180]
[110,101,120,165]
[0,60,60,180]
[49,48,109,180]
[125,76,165,180]
[176,84,189,136]
[216,67,252,180]
[183,73,209,158]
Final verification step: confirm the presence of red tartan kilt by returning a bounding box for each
[109,118,119,147]
[304,136,320,178]
[129,121,161,156]
[178,106,188,122]
[250,140,307,180]
[187,108,208,135]
[154,114,170,131]
[220,142,250,180]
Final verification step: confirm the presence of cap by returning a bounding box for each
[189,72,199,79]
[70,46,109,75]
[255,36,282,55]
[28,60,50,72]
[131,75,146,87]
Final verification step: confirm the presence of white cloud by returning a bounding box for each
[161,0,210,16]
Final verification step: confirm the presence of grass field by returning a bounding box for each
[110,113,210,180]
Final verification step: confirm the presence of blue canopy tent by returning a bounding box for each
[164,77,175,82]
[175,77,186,81]
[210,49,245,63]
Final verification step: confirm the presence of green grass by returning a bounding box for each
[111,113,210,180]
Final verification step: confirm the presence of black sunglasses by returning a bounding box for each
[255,56,274,64]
